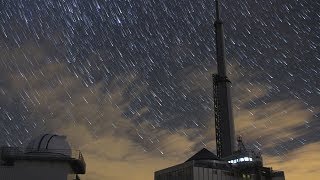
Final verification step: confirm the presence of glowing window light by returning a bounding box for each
[244,157,249,161]
[240,158,244,162]
[249,158,253,161]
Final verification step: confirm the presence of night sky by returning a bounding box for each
[0,0,319,179]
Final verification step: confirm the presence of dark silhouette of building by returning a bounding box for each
[154,0,285,179]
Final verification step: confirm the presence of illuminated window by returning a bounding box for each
[244,157,249,161]
[242,174,251,180]
[249,158,253,161]
[240,158,244,162]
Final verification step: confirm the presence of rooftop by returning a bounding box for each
[185,148,219,162]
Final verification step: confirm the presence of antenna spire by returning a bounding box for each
[215,0,221,21]
[214,0,226,76]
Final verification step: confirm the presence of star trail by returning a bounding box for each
[0,0,319,179]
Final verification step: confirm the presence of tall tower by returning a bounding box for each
[155,1,285,179]
[212,0,235,159]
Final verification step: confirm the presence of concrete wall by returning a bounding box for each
[155,162,284,180]
[155,165,193,180]
[0,160,72,180]
[272,176,285,180]
[155,165,241,180]
[193,167,240,180]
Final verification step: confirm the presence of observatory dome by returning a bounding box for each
[25,134,72,156]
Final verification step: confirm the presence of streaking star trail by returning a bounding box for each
[0,0,319,179]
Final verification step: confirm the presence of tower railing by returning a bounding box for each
[212,74,222,158]
[213,74,231,158]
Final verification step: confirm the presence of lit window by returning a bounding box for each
[244,157,249,161]
[249,158,253,161]
[240,158,244,162]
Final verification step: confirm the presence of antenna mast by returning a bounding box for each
[213,0,236,159]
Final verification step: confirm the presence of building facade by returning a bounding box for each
[155,148,285,180]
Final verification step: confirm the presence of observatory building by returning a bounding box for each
[154,0,285,179]
[0,134,86,180]
[155,140,285,180]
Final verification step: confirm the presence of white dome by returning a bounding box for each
[25,134,71,156]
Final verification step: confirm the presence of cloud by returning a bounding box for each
[55,99,198,180]
[235,100,314,140]
[60,124,188,180]
[4,57,196,179]
[1,41,318,179]
[264,142,320,180]
[176,63,317,149]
